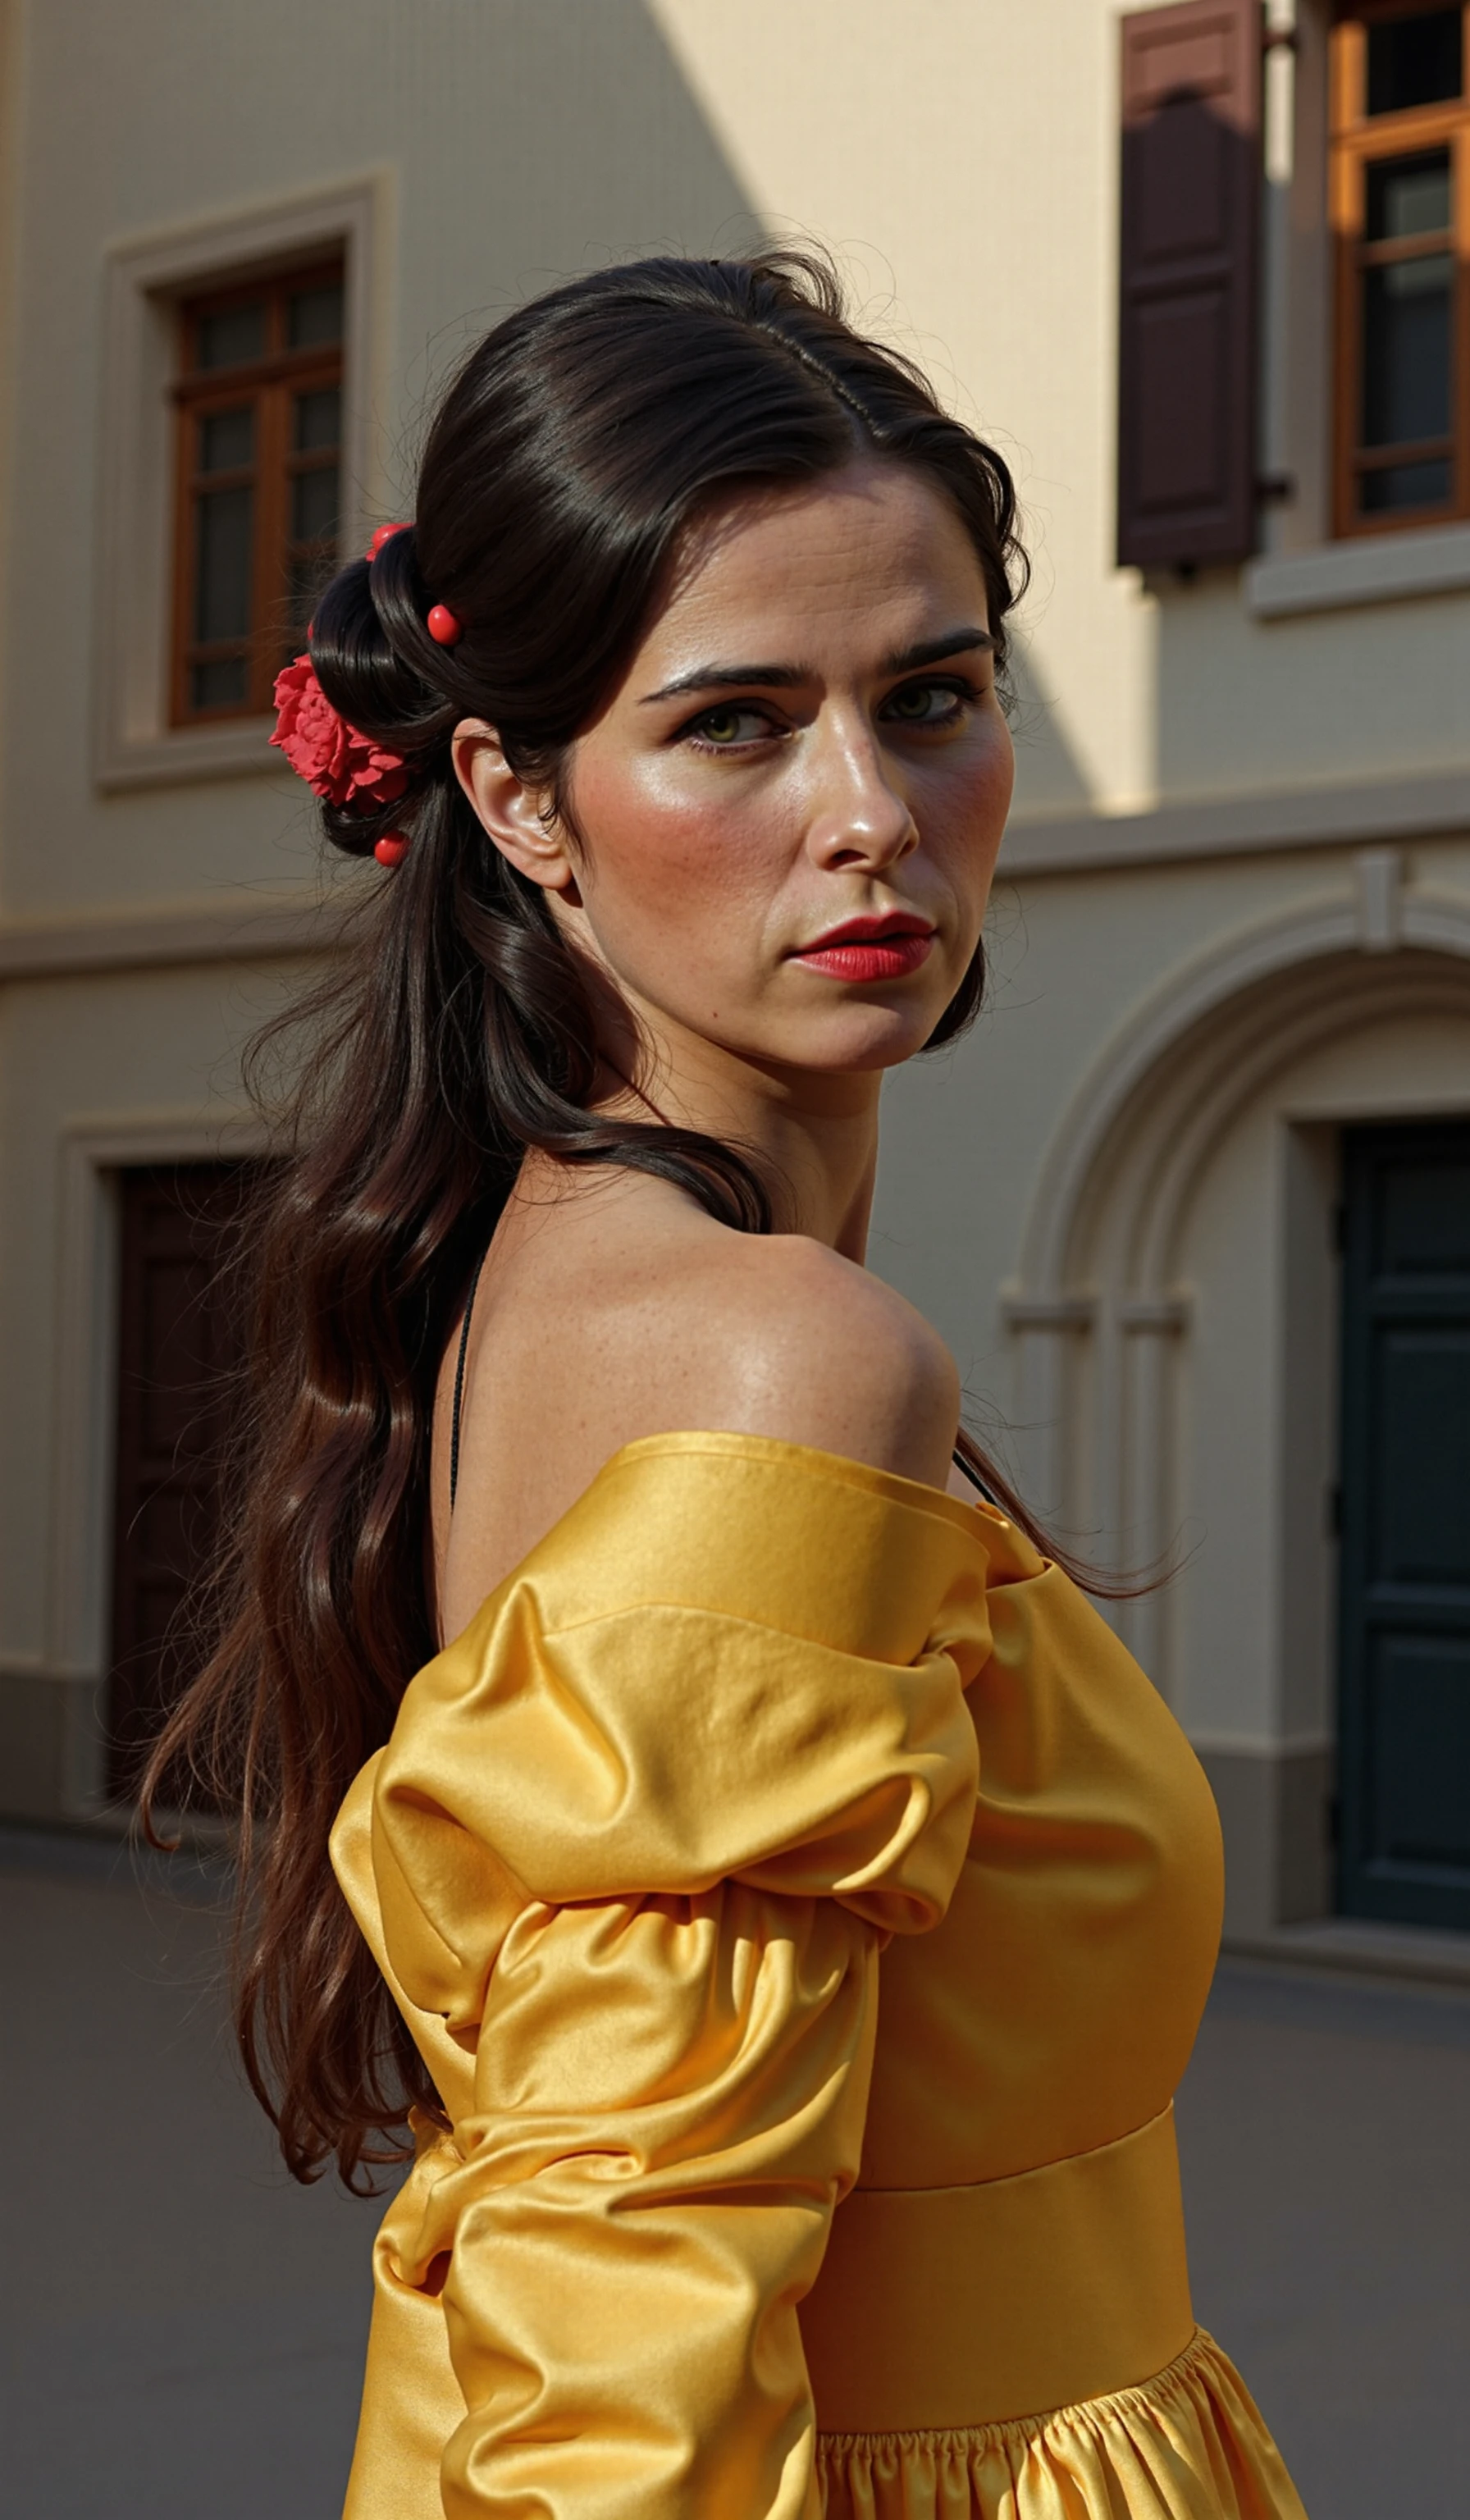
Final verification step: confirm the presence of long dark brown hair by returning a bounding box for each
[144,250,1051,2189]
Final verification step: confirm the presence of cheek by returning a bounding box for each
[571,755,785,943]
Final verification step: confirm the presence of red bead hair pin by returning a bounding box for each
[363,522,461,646]
[373,833,410,867]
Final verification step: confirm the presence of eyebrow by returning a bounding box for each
[638,623,996,705]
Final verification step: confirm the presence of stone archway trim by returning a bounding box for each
[1011,858,1470,1302]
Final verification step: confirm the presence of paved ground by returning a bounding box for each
[2,1824,1467,2519]
[1176,1961,1470,2515]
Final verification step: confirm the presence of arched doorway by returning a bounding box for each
[1003,861,1470,1937]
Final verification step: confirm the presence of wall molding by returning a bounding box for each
[7,799,1463,979]
[1014,873,1470,1301]
[0,892,345,980]
[1002,767,1470,879]
[1198,1741,1335,1937]
[1012,936,1470,1519]
[1247,518,1470,620]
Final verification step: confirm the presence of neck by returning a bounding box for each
[596,995,883,1262]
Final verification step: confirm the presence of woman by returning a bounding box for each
[148,253,1308,2518]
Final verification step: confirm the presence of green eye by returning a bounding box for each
[685,702,773,749]
[888,680,957,723]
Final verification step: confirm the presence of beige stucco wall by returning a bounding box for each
[0,961,283,1623]
[4,0,1465,923]
[0,0,759,924]
[0,0,767,1813]
[652,0,1470,819]
[0,0,1467,1936]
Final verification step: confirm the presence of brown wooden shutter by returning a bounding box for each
[1117,0,1262,568]
[107,1162,263,1802]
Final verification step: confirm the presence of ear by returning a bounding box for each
[450,719,578,895]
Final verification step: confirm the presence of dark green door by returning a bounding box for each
[1337,1121,1470,1929]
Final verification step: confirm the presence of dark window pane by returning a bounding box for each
[291,463,339,545]
[193,484,253,640]
[1359,454,1453,512]
[197,405,254,474]
[294,385,340,451]
[190,655,249,710]
[288,280,344,348]
[1362,252,1453,444]
[1367,148,1451,240]
[194,301,267,370]
[1367,8,1462,116]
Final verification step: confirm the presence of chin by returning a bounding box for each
[773,1001,947,1075]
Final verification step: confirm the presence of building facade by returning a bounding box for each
[1,0,1466,1956]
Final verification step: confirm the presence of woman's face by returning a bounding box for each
[484,459,1013,1088]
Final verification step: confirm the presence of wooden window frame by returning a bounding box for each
[1331,1,1470,538]
[170,258,345,726]
[94,180,380,792]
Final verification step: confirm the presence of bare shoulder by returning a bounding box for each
[669,1227,961,1490]
[436,1179,961,1628]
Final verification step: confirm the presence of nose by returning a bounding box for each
[805,716,919,874]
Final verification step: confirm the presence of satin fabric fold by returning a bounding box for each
[330,1431,1306,2520]
[334,1437,993,2519]
[816,2331,1306,2520]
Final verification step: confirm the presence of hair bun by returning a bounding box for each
[310,536,457,753]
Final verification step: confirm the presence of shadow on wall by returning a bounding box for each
[0,0,763,1832]
[1005,633,1098,820]
[390,0,766,362]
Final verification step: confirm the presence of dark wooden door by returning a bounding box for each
[107,1161,262,1802]
[1336,1121,1470,1929]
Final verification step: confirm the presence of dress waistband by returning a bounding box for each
[801,2103,1195,2434]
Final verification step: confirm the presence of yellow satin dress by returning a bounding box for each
[330,1431,1308,2519]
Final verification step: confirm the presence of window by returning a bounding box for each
[171,262,345,724]
[1331,5,1470,535]
[96,182,377,787]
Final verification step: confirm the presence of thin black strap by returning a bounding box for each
[449,1249,490,1514]
[952,1445,999,1505]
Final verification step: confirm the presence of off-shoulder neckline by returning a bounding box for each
[436,1430,1006,1659]
[605,1427,1008,1536]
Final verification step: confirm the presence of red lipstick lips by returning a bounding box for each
[792,912,935,984]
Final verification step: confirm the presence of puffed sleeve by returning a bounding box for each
[332,1434,994,2520]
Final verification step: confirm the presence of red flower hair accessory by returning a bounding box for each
[270,655,411,811]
